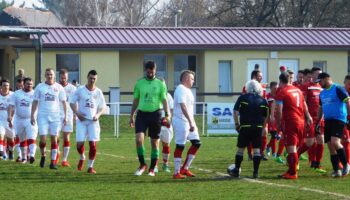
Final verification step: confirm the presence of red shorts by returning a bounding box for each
[283,122,304,146]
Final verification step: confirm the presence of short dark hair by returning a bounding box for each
[88,70,97,76]
[311,67,322,73]
[59,68,68,75]
[1,78,10,85]
[251,69,261,80]
[45,68,54,73]
[180,70,195,82]
[145,61,156,70]
[16,78,24,83]
[297,70,304,74]
[303,69,312,75]
[23,77,32,84]
[270,81,278,88]
[345,75,350,81]
[279,72,290,84]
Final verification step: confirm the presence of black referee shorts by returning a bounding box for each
[237,126,263,148]
[324,119,345,143]
[135,110,162,139]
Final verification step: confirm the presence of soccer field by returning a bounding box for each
[0,116,349,200]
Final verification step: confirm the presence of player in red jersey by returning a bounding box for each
[297,68,326,172]
[343,75,350,165]
[242,69,268,160]
[292,70,304,90]
[275,72,312,179]
[266,82,280,158]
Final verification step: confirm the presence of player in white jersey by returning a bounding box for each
[8,77,37,163]
[31,68,67,169]
[58,69,77,167]
[0,79,15,160]
[172,70,201,179]
[70,70,106,174]
[159,92,174,172]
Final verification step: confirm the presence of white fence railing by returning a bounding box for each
[106,102,207,138]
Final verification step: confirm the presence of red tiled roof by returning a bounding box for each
[32,27,350,50]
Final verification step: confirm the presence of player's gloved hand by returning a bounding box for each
[161,117,171,128]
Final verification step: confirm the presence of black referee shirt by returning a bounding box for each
[234,93,268,126]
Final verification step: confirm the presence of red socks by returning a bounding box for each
[89,141,97,160]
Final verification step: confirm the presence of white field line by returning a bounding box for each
[97,151,350,200]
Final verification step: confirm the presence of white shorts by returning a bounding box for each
[0,121,15,138]
[76,119,100,142]
[172,117,200,145]
[61,116,74,133]
[37,114,61,136]
[15,118,38,141]
[160,126,173,144]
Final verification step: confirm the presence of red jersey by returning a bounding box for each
[242,83,267,98]
[275,85,305,123]
[267,92,277,131]
[302,82,322,119]
[292,81,303,90]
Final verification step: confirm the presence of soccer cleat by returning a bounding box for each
[29,157,35,164]
[2,154,7,160]
[40,156,46,168]
[282,172,298,180]
[180,168,196,177]
[87,167,96,174]
[299,154,308,161]
[266,147,271,157]
[313,167,327,174]
[272,153,277,158]
[154,166,159,173]
[77,160,85,171]
[9,151,14,161]
[21,159,27,164]
[148,169,156,177]
[227,167,240,178]
[342,164,350,176]
[162,164,171,173]
[134,164,147,176]
[49,162,58,170]
[15,157,21,162]
[173,173,186,179]
[253,172,259,179]
[274,156,285,164]
[261,154,269,161]
[331,170,342,178]
[61,161,70,167]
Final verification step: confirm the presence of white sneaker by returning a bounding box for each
[134,165,147,176]
[342,164,350,176]
[331,170,342,178]
[148,170,155,177]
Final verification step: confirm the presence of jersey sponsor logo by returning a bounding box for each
[0,103,6,110]
[44,92,55,101]
[84,99,94,108]
[20,99,30,107]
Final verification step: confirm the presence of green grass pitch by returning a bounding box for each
[0,116,349,199]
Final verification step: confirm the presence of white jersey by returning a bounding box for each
[0,91,13,121]
[173,84,194,121]
[162,93,174,118]
[9,89,34,119]
[33,82,66,115]
[59,83,76,119]
[70,86,106,120]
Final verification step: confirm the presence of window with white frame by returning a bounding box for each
[218,61,232,93]
[144,54,167,81]
[247,59,267,84]
[313,61,327,72]
[174,55,197,87]
[56,54,80,83]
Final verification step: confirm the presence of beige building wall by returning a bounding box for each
[203,50,348,102]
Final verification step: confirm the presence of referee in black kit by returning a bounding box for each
[228,80,269,178]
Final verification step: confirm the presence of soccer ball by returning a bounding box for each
[227,163,236,171]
